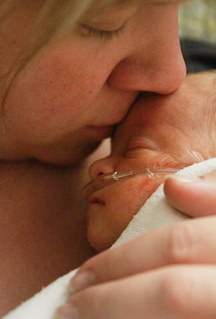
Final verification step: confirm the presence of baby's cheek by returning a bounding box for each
[111,177,159,223]
[131,177,159,202]
[136,177,161,200]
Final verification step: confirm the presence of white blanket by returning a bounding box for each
[3,158,216,319]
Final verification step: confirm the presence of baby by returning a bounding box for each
[84,71,216,252]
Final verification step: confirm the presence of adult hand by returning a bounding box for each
[164,169,216,217]
[57,216,216,318]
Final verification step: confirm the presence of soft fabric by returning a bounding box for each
[113,158,216,247]
[3,158,216,319]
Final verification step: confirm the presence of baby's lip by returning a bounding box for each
[89,195,105,206]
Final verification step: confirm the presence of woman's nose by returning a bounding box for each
[108,49,186,94]
[107,11,186,94]
[89,156,116,181]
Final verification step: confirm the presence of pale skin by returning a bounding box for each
[1,0,216,318]
[86,72,216,252]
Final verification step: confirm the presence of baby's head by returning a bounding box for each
[85,71,216,252]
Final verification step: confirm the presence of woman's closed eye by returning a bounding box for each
[78,23,125,40]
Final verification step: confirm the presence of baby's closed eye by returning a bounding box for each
[124,138,159,158]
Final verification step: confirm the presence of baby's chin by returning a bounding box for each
[87,198,139,249]
[87,203,139,252]
[86,175,164,251]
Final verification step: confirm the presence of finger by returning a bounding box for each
[164,170,216,217]
[70,216,216,291]
[202,169,216,181]
[58,265,216,319]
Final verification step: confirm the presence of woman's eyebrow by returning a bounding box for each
[145,0,184,4]
[86,0,182,17]
[85,0,136,14]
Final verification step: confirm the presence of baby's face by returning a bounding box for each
[86,72,216,251]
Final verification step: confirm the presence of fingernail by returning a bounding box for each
[165,175,201,183]
[70,271,96,293]
[57,302,78,319]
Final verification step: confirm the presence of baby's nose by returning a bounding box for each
[89,156,116,181]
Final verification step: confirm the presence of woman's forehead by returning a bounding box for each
[84,0,182,20]
[90,0,181,10]
[99,0,180,4]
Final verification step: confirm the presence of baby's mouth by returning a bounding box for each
[89,196,105,206]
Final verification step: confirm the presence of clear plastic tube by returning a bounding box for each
[82,168,180,199]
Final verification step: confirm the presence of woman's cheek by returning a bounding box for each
[5,40,103,128]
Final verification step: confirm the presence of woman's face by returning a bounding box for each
[0,0,185,165]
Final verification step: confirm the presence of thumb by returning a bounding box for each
[164,170,216,218]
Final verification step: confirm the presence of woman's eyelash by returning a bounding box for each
[78,23,125,40]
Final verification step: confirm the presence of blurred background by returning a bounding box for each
[178,0,216,73]
[179,0,216,44]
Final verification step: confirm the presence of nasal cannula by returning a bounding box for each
[82,168,180,199]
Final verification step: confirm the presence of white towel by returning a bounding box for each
[113,159,216,247]
[3,158,216,319]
